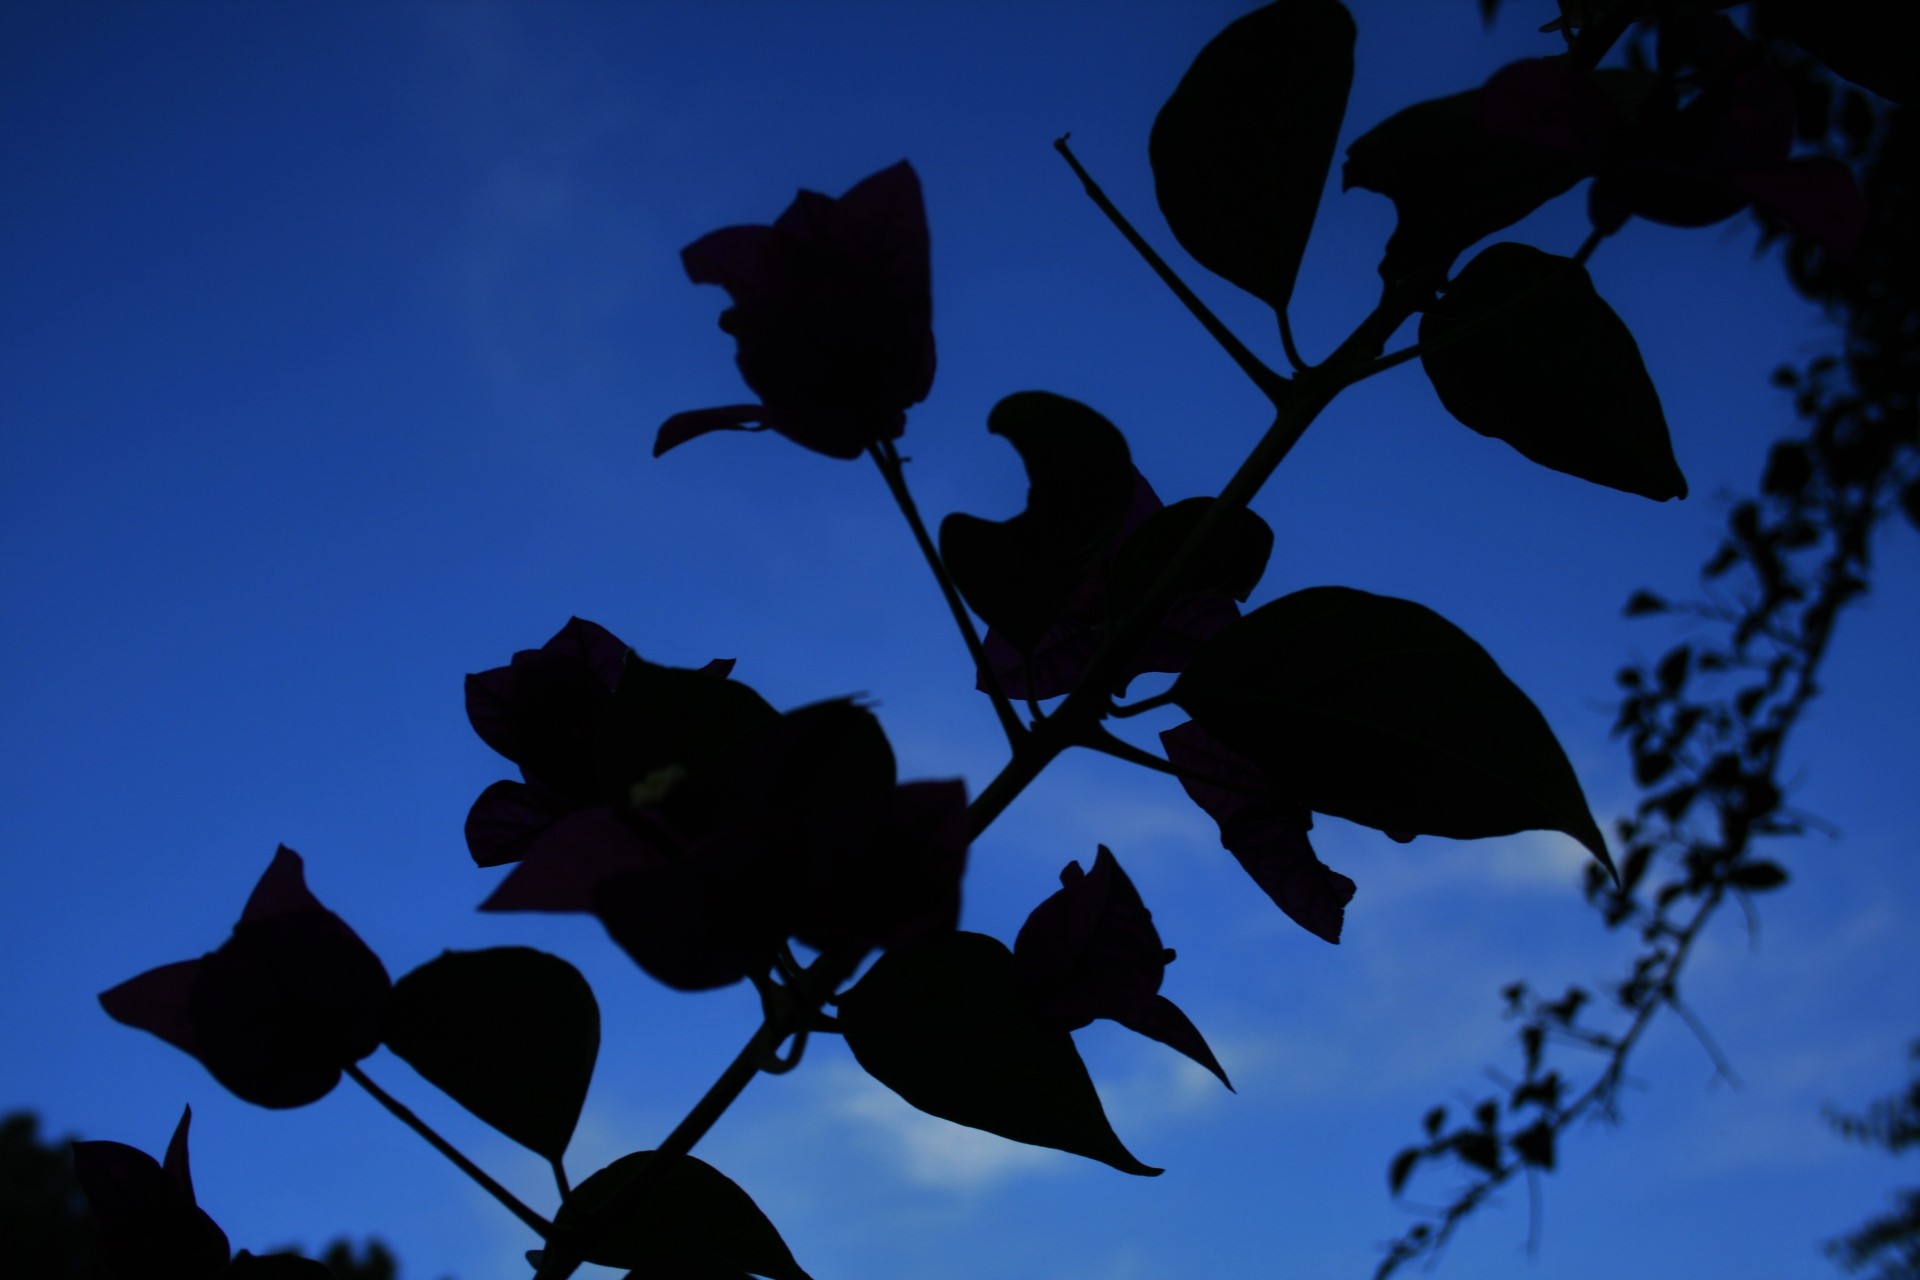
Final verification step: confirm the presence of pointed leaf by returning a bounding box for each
[1420,242,1686,501]
[555,1151,811,1279]
[1171,587,1613,876]
[940,393,1135,653]
[838,931,1160,1176]
[1106,498,1273,624]
[1114,994,1233,1091]
[1342,87,1585,280]
[383,947,599,1161]
[1150,0,1356,313]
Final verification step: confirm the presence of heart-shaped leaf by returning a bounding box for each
[838,930,1160,1176]
[1150,0,1356,314]
[940,393,1135,654]
[1420,242,1686,501]
[553,1151,810,1279]
[383,947,599,1161]
[1342,87,1586,280]
[1171,587,1613,875]
[1106,497,1274,625]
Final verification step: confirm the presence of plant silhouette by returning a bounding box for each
[61,3,1911,1278]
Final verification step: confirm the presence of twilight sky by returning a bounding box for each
[2,3,1916,1278]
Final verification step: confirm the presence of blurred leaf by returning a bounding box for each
[383,948,598,1161]
[1510,1121,1556,1170]
[1107,498,1274,623]
[941,393,1135,653]
[555,1152,810,1279]
[1420,243,1687,501]
[1753,0,1914,104]
[1149,0,1355,314]
[1728,861,1790,891]
[1171,587,1613,875]
[1389,1146,1420,1194]
[1342,88,1584,280]
[839,931,1159,1175]
[1622,590,1668,616]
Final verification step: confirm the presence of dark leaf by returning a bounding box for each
[1420,243,1686,501]
[71,1109,230,1280]
[383,948,599,1161]
[1455,1130,1501,1173]
[1171,588,1613,876]
[1623,590,1668,616]
[1114,994,1233,1091]
[1510,1120,1556,1170]
[838,931,1159,1176]
[1388,1146,1420,1195]
[1159,720,1354,944]
[1149,0,1356,314]
[554,1152,811,1280]
[1342,87,1585,280]
[1752,0,1914,104]
[941,393,1136,653]
[1106,498,1274,623]
[1728,861,1790,891]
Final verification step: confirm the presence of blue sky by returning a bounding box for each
[3,2,1916,1278]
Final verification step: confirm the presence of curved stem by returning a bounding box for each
[345,1064,552,1240]
[870,439,1027,748]
[534,951,861,1279]
[1054,135,1290,404]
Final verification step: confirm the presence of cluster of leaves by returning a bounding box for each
[1376,7,1916,1271]
[78,1,1898,1277]
[1824,1043,1920,1278]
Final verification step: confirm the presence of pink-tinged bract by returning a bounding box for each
[660,161,935,460]
[98,847,390,1109]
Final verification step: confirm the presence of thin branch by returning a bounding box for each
[1278,308,1312,374]
[1107,689,1180,718]
[1053,134,1290,404]
[870,439,1026,747]
[345,1064,552,1240]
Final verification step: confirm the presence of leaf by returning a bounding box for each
[1149,0,1356,314]
[940,393,1136,653]
[554,1151,810,1279]
[1171,587,1613,876]
[383,948,599,1161]
[1106,498,1274,624]
[838,931,1160,1176]
[1753,0,1914,104]
[1342,87,1585,280]
[1509,1120,1556,1170]
[1388,1146,1420,1195]
[1419,243,1687,501]
[1728,861,1790,891]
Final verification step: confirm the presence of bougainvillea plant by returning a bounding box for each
[87,2,1882,1275]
